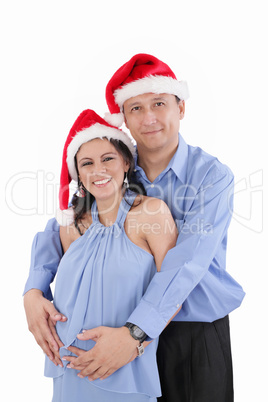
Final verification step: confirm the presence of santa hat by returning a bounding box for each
[105,53,189,127]
[57,109,135,226]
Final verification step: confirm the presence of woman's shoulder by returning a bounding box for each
[131,194,171,218]
[59,224,80,253]
[126,195,173,232]
[59,212,93,253]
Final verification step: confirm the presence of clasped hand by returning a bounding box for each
[24,291,144,381]
[62,326,139,381]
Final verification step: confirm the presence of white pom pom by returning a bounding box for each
[104,112,124,128]
[56,207,74,226]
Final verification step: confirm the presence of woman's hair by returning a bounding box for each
[71,138,146,234]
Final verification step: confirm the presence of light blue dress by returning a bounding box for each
[45,191,161,401]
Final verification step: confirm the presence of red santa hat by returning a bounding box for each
[105,53,190,127]
[57,109,135,226]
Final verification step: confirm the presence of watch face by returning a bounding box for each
[133,326,144,338]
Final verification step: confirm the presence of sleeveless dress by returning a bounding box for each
[45,190,161,401]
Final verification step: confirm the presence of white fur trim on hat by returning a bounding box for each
[114,75,190,109]
[104,112,124,128]
[56,207,74,226]
[67,123,136,181]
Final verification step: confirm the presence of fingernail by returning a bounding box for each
[77,374,84,379]
[62,358,67,361]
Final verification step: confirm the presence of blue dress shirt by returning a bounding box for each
[23,134,245,339]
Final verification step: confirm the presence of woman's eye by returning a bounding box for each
[82,161,92,167]
[103,157,113,162]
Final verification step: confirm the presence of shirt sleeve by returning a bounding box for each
[127,165,235,338]
[23,218,63,301]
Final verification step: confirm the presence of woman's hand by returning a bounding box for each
[24,289,67,366]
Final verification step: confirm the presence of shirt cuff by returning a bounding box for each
[23,270,54,300]
[127,299,167,339]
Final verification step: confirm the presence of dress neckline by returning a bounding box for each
[91,190,137,229]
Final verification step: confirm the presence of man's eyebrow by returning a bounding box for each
[151,96,167,102]
[127,96,167,108]
[126,101,141,108]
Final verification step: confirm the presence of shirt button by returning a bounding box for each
[176,304,180,308]
[134,169,137,172]
[151,184,155,188]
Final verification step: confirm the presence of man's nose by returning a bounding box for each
[142,109,157,125]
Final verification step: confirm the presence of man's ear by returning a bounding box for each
[178,100,185,120]
[124,113,129,129]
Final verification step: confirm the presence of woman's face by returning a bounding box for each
[76,138,129,202]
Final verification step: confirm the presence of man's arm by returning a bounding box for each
[23,218,66,365]
[65,166,244,380]
[129,168,237,337]
[23,218,62,299]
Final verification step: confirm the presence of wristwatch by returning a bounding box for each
[124,322,147,357]
[124,322,147,343]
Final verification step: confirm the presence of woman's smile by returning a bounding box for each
[93,177,112,187]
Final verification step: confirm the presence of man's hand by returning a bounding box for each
[23,289,67,366]
[63,326,141,381]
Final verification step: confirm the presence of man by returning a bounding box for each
[24,54,245,401]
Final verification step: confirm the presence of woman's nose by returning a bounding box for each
[93,163,107,174]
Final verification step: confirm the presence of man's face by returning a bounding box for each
[123,93,185,153]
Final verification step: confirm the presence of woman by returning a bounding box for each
[44,109,178,401]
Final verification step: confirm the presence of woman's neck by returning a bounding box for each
[95,192,124,227]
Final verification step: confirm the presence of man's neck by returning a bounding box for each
[137,144,178,183]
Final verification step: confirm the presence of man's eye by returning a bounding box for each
[155,102,164,107]
[131,106,140,112]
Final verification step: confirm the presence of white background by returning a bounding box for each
[1,1,267,400]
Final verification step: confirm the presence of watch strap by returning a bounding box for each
[137,343,144,357]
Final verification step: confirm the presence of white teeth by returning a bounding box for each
[94,178,111,185]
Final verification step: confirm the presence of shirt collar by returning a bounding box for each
[169,134,188,184]
[134,133,188,184]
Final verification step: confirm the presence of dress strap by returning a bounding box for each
[90,200,99,224]
[116,190,137,227]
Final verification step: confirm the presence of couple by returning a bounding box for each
[24,54,245,402]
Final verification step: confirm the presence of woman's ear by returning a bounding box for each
[124,162,130,173]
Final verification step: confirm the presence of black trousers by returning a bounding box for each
[157,316,233,402]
